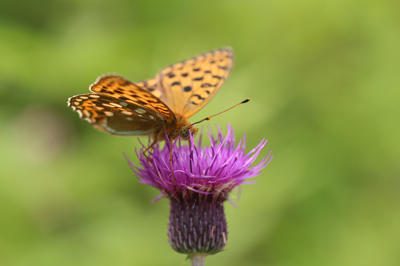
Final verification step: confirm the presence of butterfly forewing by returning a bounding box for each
[68,94,167,135]
[90,75,176,124]
[155,47,234,117]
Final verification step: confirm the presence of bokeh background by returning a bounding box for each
[1,0,400,265]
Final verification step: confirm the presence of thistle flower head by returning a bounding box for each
[124,124,272,257]
[125,124,271,201]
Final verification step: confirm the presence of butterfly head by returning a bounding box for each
[170,112,198,141]
[179,125,198,140]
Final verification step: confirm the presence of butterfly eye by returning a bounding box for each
[179,126,190,139]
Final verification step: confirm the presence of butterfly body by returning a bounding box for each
[152,111,198,141]
[68,47,234,146]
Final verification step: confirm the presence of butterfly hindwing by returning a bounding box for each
[68,94,166,135]
[136,78,164,100]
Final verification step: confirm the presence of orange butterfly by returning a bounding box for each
[68,47,234,151]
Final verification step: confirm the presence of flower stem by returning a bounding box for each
[190,254,206,266]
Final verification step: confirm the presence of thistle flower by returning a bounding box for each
[124,124,272,265]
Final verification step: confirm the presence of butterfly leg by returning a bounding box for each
[143,139,158,161]
[188,140,193,172]
[170,141,175,182]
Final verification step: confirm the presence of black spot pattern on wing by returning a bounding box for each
[156,47,235,117]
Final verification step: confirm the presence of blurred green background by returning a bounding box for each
[1,0,400,265]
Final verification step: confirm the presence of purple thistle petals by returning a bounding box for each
[152,193,165,203]
[125,124,272,200]
[196,126,204,147]
[241,181,258,185]
[227,197,239,208]
[184,186,212,195]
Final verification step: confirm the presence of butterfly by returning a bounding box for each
[68,47,234,152]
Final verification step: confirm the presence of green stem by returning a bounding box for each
[190,254,206,266]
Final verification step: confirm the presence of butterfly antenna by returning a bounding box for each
[190,98,250,127]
